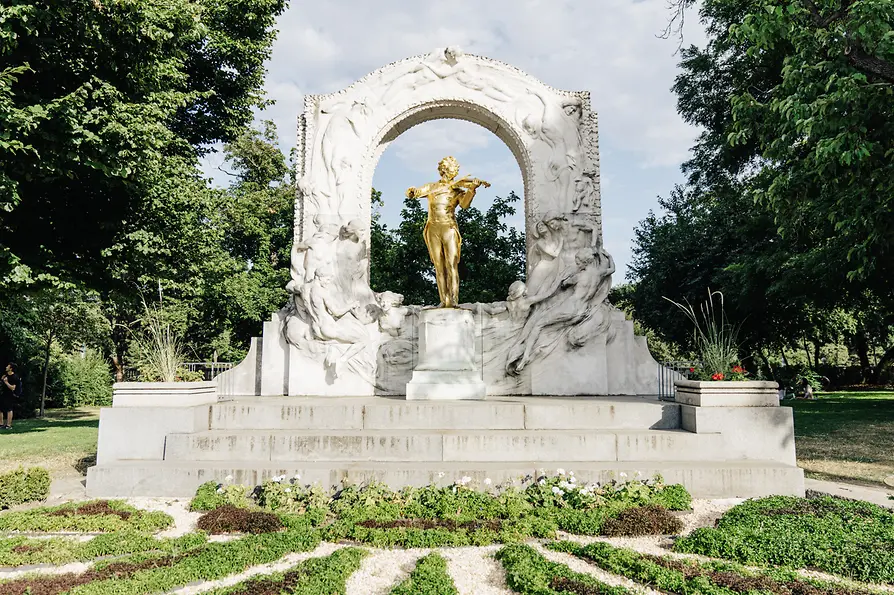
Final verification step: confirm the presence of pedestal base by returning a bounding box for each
[406,371,486,400]
[405,308,486,401]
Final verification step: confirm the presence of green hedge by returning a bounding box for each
[673,495,894,583]
[0,467,50,509]
[390,552,457,595]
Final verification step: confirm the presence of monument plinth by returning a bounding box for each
[406,309,486,400]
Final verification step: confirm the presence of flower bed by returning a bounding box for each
[496,544,630,595]
[0,500,173,533]
[549,540,880,595]
[674,495,894,583]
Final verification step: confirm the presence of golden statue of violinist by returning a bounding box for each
[406,156,490,308]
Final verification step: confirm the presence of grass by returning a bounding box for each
[784,391,894,486]
[0,407,99,477]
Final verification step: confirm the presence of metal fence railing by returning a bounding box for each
[121,362,234,383]
[657,361,701,401]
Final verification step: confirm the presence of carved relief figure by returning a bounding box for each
[380,47,515,106]
[305,266,371,376]
[336,219,378,316]
[291,217,340,285]
[319,98,371,212]
[406,156,490,308]
[505,247,615,375]
[572,170,597,212]
[526,212,569,302]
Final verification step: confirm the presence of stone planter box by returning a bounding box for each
[112,381,218,407]
[673,379,780,407]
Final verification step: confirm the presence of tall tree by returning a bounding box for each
[0,0,287,287]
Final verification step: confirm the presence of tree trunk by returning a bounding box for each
[855,330,871,382]
[759,348,774,380]
[40,332,53,417]
[814,339,821,368]
[870,343,894,385]
[803,338,813,368]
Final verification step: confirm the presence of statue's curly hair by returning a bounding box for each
[437,155,460,174]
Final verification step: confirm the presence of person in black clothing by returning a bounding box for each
[1,363,20,429]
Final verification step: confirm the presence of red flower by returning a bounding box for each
[711,372,725,381]
[731,365,745,374]
[689,367,695,373]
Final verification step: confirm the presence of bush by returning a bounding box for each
[0,467,50,509]
[0,499,173,532]
[674,495,894,583]
[189,481,250,511]
[600,505,684,537]
[57,350,113,407]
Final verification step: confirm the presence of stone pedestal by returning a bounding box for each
[406,309,486,401]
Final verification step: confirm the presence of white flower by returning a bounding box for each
[551,486,563,495]
[294,473,301,480]
[619,472,628,478]
[484,478,492,485]
[438,471,445,478]
[216,487,224,494]
[634,470,642,477]
[556,468,566,475]
[225,474,233,482]
[538,479,546,485]
[558,481,571,490]
[568,471,574,476]
[568,476,577,484]
[285,487,291,493]
[461,476,472,485]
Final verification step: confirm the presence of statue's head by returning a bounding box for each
[438,156,460,180]
[340,219,364,242]
[444,46,464,63]
[377,290,404,309]
[575,248,596,268]
[562,98,582,119]
[543,210,567,231]
[315,266,335,286]
[507,281,527,301]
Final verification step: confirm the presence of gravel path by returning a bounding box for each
[344,547,424,594]
[125,498,202,538]
[442,546,514,595]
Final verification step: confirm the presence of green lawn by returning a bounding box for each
[0,407,99,477]
[784,391,894,487]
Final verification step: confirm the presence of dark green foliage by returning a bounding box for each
[495,544,632,595]
[600,505,683,537]
[196,505,283,534]
[211,547,366,595]
[674,495,894,583]
[651,483,692,510]
[390,552,458,595]
[370,190,526,305]
[0,466,49,509]
[57,351,113,407]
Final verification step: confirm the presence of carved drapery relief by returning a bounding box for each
[283,48,627,395]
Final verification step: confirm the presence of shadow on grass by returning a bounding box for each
[3,418,99,435]
[75,453,97,476]
[785,396,894,438]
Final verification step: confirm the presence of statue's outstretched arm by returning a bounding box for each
[406,182,435,199]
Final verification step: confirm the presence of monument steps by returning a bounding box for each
[86,395,805,499]
[87,459,804,499]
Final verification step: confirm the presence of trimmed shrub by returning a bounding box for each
[600,505,684,536]
[196,505,284,534]
[0,466,50,509]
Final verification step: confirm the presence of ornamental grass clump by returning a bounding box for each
[664,290,746,381]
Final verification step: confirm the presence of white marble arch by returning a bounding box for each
[231,47,663,398]
[293,47,603,274]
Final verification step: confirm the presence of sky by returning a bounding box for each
[202,0,706,281]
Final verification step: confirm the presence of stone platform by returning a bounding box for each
[87,395,804,499]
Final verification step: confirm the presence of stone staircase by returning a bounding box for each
[87,396,804,499]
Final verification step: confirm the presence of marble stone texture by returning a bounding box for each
[406,309,486,400]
